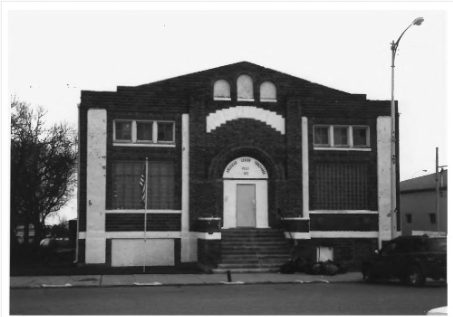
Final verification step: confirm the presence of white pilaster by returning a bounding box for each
[377,116,392,248]
[86,109,107,264]
[181,114,196,262]
[302,117,309,218]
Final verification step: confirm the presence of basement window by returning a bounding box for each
[114,120,175,146]
[317,246,334,262]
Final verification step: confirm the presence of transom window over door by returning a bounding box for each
[112,161,174,209]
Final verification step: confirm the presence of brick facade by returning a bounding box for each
[78,61,396,269]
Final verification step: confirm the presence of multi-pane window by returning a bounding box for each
[136,122,153,142]
[112,161,174,210]
[353,127,368,146]
[114,120,174,145]
[115,121,132,141]
[314,127,329,146]
[157,122,174,142]
[314,125,370,149]
[333,127,348,146]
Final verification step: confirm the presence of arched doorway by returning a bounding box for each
[222,157,269,228]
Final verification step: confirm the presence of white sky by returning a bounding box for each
[3,2,451,226]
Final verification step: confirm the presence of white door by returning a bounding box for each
[236,184,256,227]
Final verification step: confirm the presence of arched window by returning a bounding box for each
[237,75,254,101]
[260,81,277,102]
[213,79,231,100]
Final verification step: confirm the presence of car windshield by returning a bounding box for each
[427,238,447,252]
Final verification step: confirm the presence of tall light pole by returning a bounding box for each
[390,17,424,239]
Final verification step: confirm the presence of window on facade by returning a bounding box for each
[136,122,153,142]
[114,120,174,145]
[314,125,370,149]
[260,81,277,102]
[157,122,174,142]
[353,127,368,146]
[314,126,329,146]
[237,74,254,101]
[405,213,412,224]
[213,79,231,100]
[314,164,369,210]
[112,161,174,210]
[115,121,132,141]
[429,213,436,224]
[333,127,349,146]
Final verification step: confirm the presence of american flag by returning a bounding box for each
[139,163,147,205]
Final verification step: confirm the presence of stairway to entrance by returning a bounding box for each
[212,228,292,273]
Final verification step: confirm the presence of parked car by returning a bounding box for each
[362,235,446,286]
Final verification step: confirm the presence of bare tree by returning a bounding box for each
[10,98,78,258]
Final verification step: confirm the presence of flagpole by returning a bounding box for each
[143,157,148,273]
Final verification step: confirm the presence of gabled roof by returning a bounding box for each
[117,61,367,100]
[400,170,448,192]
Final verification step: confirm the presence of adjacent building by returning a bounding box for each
[77,61,397,270]
[400,170,448,236]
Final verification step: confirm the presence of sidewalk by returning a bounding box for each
[10,272,364,289]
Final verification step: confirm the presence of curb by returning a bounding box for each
[10,278,364,289]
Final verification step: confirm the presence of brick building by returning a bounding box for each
[77,61,398,271]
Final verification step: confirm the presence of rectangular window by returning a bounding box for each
[313,125,370,149]
[429,213,436,224]
[115,121,132,141]
[333,127,348,146]
[157,122,174,143]
[314,126,329,146]
[353,127,368,147]
[405,213,412,224]
[114,120,175,145]
[136,122,153,142]
[314,164,369,210]
[112,161,174,210]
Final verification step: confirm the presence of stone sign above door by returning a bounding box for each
[223,157,268,179]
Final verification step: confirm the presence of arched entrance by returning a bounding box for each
[222,157,269,229]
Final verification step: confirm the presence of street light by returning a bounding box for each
[390,17,424,239]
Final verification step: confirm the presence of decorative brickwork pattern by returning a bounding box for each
[310,214,378,231]
[105,213,181,231]
[315,164,369,210]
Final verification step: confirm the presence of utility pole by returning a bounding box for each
[435,147,440,231]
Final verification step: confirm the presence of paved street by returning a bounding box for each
[10,282,446,315]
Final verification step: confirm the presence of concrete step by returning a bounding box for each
[222,250,290,258]
[221,232,284,238]
[222,256,288,262]
[212,267,280,273]
[222,254,289,259]
[217,263,282,269]
[221,239,290,245]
